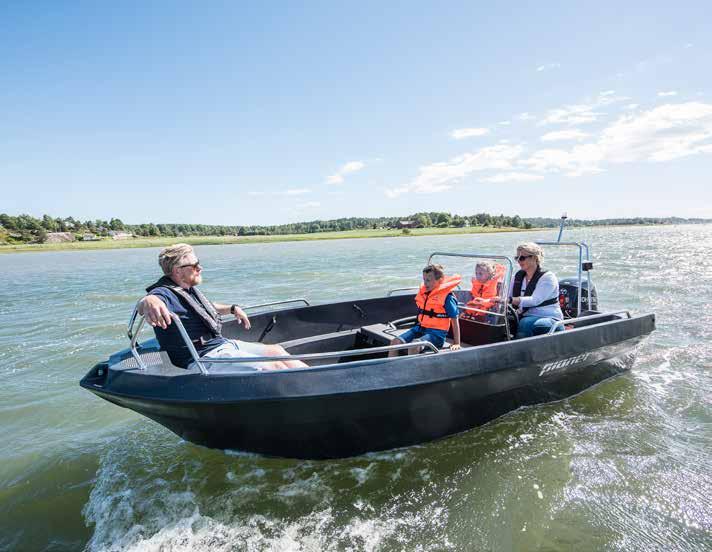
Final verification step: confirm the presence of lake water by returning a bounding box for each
[1,226,710,551]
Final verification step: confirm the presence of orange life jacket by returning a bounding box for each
[415,274,462,331]
[466,264,505,311]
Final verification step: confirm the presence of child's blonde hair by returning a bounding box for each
[474,261,497,279]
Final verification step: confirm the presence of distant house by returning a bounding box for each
[46,232,75,243]
[109,231,133,240]
[398,220,416,228]
[82,233,101,241]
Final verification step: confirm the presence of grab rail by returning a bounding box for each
[387,287,418,296]
[547,310,631,335]
[458,305,506,319]
[194,340,439,366]
[240,298,310,311]
[536,240,593,318]
[127,310,439,375]
[386,315,417,329]
[427,252,515,336]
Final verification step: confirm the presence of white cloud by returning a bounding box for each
[600,101,712,162]
[295,201,321,209]
[540,129,590,142]
[539,104,601,126]
[625,103,640,110]
[385,144,523,198]
[247,191,266,196]
[498,121,511,126]
[536,63,561,72]
[389,100,712,197]
[518,112,536,121]
[521,101,712,175]
[342,161,365,173]
[658,91,678,97]
[685,43,693,48]
[451,127,490,139]
[283,188,311,196]
[481,172,544,183]
[538,91,630,126]
[326,160,365,184]
[519,144,605,177]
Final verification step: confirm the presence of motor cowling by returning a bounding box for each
[558,277,598,318]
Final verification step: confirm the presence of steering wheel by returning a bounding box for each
[506,304,519,338]
[386,315,418,331]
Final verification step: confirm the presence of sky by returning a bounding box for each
[1,1,711,225]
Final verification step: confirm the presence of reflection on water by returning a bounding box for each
[1,226,711,551]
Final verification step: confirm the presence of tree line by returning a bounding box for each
[0,211,709,244]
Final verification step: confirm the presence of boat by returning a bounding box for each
[80,227,655,459]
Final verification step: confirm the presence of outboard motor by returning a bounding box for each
[558,277,598,318]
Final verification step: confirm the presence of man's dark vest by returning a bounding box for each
[512,268,558,313]
[146,276,222,339]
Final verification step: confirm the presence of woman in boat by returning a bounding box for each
[510,242,564,338]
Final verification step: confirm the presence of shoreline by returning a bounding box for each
[0,226,528,254]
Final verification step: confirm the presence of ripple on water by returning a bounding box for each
[1,225,711,551]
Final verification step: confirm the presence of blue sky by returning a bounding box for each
[1,1,711,225]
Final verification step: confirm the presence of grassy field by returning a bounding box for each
[0,226,528,254]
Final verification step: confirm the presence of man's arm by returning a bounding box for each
[213,302,252,330]
[138,294,173,329]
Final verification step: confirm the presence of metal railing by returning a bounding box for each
[427,252,515,335]
[546,310,631,335]
[240,298,310,311]
[387,287,419,296]
[127,308,439,375]
[458,304,507,320]
[536,240,593,318]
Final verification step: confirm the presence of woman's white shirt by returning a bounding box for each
[509,271,564,320]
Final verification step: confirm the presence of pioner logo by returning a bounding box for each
[539,352,591,376]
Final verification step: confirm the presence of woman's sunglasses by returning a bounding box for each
[514,255,533,262]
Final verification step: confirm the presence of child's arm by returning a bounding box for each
[450,317,461,351]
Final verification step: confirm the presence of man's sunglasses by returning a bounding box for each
[178,260,201,269]
[514,255,533,262]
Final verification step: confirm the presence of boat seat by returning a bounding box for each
[278,328,361,354]
[360,323,453,351]
[359,323,408,346]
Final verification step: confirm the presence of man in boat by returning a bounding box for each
[138,243,308,370]
[388,264,462,356]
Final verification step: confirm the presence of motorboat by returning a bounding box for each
[80,231,655,459]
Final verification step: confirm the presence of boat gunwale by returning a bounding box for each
[82,312,654,406]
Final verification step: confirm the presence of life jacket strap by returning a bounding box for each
[417,308,449,319]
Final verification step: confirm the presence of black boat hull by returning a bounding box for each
[81,309,654,459]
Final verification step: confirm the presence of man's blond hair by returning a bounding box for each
[159,243,194,275]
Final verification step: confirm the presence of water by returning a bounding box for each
[0,226,710,551]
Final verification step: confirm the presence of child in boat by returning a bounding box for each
[461,261,505,323]
[389,264,461,355]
